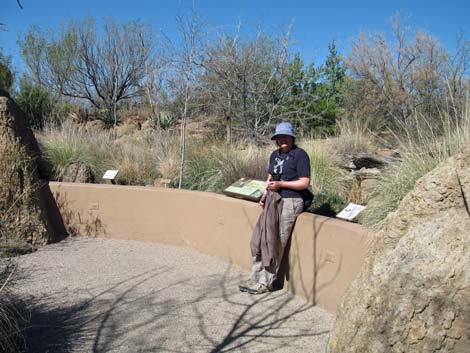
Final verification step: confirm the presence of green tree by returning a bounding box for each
[0,49,14,92]
[323,41,346,102]
[275,43,346,136]
[313,41,347,134]
[275,53,321,133]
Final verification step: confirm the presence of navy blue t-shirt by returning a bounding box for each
[268,146,311,199]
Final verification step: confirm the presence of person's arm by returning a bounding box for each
[259,174,272,208]
[267,177,310,192]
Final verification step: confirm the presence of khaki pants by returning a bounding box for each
[250,197,304,287]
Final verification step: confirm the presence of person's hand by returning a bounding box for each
[259,199,265,209]
[267,181,283,191]
[259,192,267,209]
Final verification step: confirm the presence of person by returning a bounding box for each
[239,122,311,294]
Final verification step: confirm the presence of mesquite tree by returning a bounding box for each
[20,18,153,127]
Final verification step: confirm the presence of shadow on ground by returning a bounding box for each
[13,239,332,353]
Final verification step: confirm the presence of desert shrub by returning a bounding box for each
[15,82,55,129]
[148,111,176,130]
[183,149,222,191]
[361,96,470,229]
[99,109,121,129]
[309,191,348,217]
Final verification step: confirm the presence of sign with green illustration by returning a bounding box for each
[223,178,265,202]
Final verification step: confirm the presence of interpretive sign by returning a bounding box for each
[223,178,265,202]
[336,203,366,221]
[103,170,119,180]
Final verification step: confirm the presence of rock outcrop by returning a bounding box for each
[328,144,470,353]
[0,89,53,245]
[62,162,95,183]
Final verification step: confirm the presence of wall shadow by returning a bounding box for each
[47,187,107,238]
[39,183,68,243]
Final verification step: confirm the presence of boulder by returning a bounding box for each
[62,162,95,183]
[0,89,53,245]
[328,144,470,353]
[340,152,395,171]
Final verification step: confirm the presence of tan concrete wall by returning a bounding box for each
[48,182,369,313]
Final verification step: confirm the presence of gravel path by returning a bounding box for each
[11,237,334,353]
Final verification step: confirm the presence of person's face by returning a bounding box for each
[275,135,294,152]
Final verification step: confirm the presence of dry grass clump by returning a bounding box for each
[332,116,378,156]
[182,141,270,192]
[38,120,112,180]
[0,262,23,353]
[300,140,351,198]
[37,121,181,186]
[361,95,470,229]
[110,130,175,185]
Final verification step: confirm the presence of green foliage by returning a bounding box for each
[99,109,121,129]
[323,41,346,101]
[359,147,435,228]
[0,48,15,91]
[148,111,176,130]
[15,81,54,129]
[276,42,346,136]
[0,49,14,92]
[19,19,152,114]
[300,140,352,217]
[183,151,222,191]
[310,191,347,217]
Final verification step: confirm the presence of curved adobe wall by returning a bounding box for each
[47,182,369,313]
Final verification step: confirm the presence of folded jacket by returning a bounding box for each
[250,190,283,267]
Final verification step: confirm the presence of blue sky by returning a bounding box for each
[1,0,469,73]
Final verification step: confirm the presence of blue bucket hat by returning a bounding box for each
[271,122,296,140]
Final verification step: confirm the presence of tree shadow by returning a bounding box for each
[186,266,332,353]
[17,268,184,353]
[286,215,343,307]
[13,236,333,353]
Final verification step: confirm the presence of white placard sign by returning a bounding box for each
[336,203,366,221]
[103,170,119,180]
